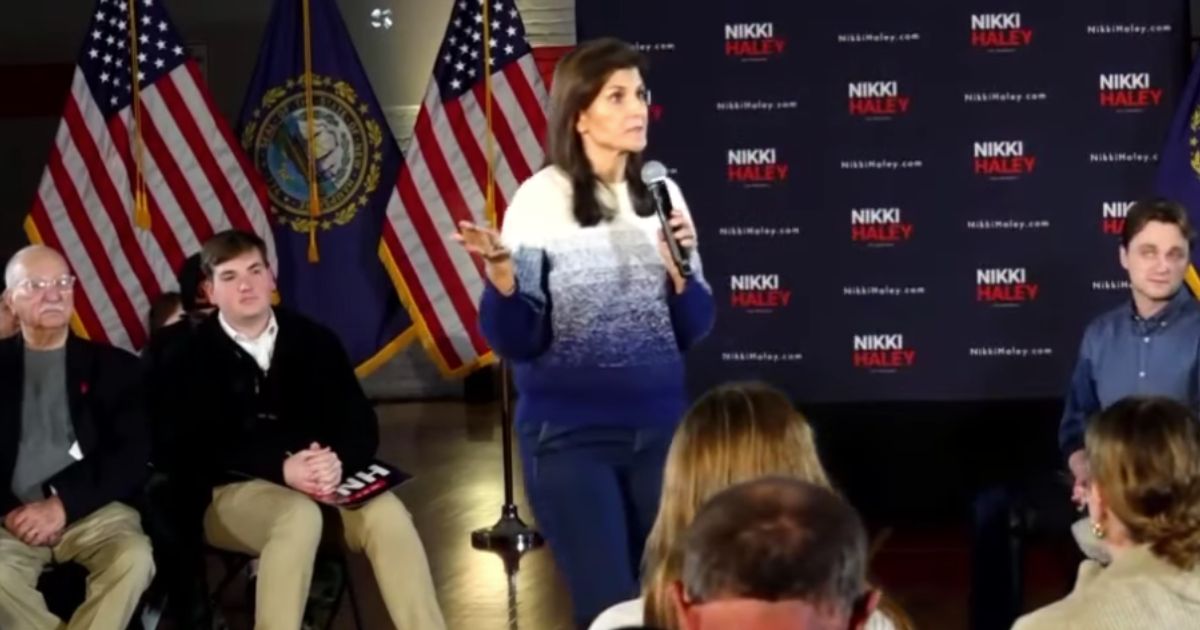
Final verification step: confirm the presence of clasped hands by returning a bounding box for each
[284,442,344,504]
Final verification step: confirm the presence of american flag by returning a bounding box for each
[26,0,275,351]
[381,0,548,377]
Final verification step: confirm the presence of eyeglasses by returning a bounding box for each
[14,275,76,295]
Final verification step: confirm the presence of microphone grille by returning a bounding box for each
[640,160,668,184]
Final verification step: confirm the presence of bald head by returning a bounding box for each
[4,246,75,343]
[5,245,68,290]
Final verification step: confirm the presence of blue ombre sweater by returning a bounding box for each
[480,167,715,430]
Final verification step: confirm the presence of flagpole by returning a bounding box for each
[471,0,544,558]
[301,0,321,262]
[125,0,151,230]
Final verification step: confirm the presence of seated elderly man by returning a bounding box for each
[671,477,881,630]
[0,245,154,630]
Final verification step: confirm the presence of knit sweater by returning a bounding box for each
[480,166,715,429]
[1013,545,1200,629]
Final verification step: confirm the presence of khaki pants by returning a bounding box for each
[204,479,445,630]
[0,502,155,630]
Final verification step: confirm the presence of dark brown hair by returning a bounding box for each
[681,477,869,613]
[176,253,208,312]
[200,229,269,277]
[1121,198,1195,248]
[148,291,181,332]
[546,38,653,226]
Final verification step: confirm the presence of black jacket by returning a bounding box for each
[141,314,204,471]
[0,335,149,523]
[151,308,379,492]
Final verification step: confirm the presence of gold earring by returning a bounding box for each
[1091,520,1105,540]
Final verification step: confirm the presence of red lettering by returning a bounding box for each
[731,290,792,308]
[853,350,916,368]
[1099,89,1164,108]
[725,38,786,57]
[974,156,1036,175]
[851,224,914,242]
[1101,218,1125,235]
[976,284,1040,302]
[728,164,790,182]
[971,29,1033,48]
[848,97,911,116]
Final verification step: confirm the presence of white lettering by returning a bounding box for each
[971,13,1021,30]
[725,23,774,39]
[974,141,1024,157]
[976,268,1028,284]
[853,334,904,351]
[731,274,781,291]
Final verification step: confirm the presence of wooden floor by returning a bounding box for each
[212,400,1078,630]
[371,401,574,630]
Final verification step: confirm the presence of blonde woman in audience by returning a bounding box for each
[589,381,900,630]
[1014,396,1200,629]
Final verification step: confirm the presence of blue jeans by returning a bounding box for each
[517,421,674,629]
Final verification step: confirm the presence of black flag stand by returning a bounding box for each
[471,361,544,554]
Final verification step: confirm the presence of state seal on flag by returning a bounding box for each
[242,74,385,233]
[1189,106,1200,177]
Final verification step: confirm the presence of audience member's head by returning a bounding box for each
[644,382,831,627]
[1085,396,1200,569]
[177,252,212,314]
[3,245,75,343]
[200,229,274,326]
[671,477,878,630]
[149,291,183,332]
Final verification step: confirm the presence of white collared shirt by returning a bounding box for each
[218,310,279,371]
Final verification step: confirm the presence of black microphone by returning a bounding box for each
[640,160,692,276]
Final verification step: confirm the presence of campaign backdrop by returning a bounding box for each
[578,0,1190,402]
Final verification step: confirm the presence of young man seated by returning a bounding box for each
[153,229,445,630]
[0,245,154,630]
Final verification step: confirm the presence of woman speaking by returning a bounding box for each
[452,38,715,628]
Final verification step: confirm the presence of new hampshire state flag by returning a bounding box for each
[1155,52,1200,297]
[238,0,412,373]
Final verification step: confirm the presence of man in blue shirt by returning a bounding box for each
[970,198,1200,630]
[1061,198,1200,503]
